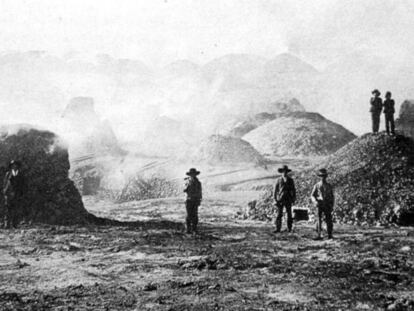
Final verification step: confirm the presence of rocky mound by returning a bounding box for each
[0,126,93,225]
[396,100,414,139]
[194,135,265,165]
[62,97,124,158]
[222,98,305,138]
[248,133,414,225]
[243,112,356,157]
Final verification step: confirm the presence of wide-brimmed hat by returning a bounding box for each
[186,168,200,176]
[372,89,381,96]
[9,160,22,169]
[316,168,329,177]
[278,165,292,173]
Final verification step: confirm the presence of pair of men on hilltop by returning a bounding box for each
[273,165,334,240]
[183,165,334,240]
[370,89,396,135]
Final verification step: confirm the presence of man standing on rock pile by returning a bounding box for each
[273,165,296,233]
[311,168,335,240]
[370,89,383,134]
[383,91,396,135]
[184,168,202,234]
[3,160,26,228]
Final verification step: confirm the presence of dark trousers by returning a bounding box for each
[317,204,333,237]
[371,112,381,133]
[186,200,199,232]
[3,196,20,228]
[385,113,395,135]
[275,201,292,232]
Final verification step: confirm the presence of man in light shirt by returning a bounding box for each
[311,168,335,240]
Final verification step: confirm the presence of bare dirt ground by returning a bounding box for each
[1,191,414,310]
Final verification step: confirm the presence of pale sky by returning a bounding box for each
[3,0,412,67]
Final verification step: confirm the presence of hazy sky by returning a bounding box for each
[2,0,413,67]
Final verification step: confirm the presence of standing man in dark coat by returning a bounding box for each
[383,91,396,135]
[3,160,26,228]
[183,168,202,234]
[370,89,383,134]
[273,165,296,233]
[311,168,335,240]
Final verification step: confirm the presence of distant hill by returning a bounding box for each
[163,60,201,77]
[263,53,318,77]
[201,54,267,90]
[243,111,356,157]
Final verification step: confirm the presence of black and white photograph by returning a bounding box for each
[0,1,413,310]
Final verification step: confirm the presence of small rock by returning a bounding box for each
[400,246,411,252]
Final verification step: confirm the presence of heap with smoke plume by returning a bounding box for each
[62,97,124,158]
[62,97,125,195]
[243,111,357,157]
[247,133,414,225]
[396,100,414,139]
[0,125,92,225]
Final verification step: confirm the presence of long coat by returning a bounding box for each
[3,170,26,198]
[273,176,296,204]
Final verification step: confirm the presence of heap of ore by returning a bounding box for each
[243,111,357,157]
[248,133,414,225]
[194,135,266,166]
[0,125,94,225]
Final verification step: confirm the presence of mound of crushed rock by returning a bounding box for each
[0,125,94,225]
[194,135,265,165]
[221,98,305,138]
[247,133,414,225]
[396,100,414,139]
[243,112,356,157]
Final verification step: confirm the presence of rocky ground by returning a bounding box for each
[1,191,414,310]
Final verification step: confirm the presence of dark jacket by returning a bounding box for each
[311,181,335,209]
[274,176,296,204]
[370,97,383,113]
[383,99,395,114]
[3,170,26,197]
[184,177,202,201]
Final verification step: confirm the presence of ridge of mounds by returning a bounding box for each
[243,111,357,157]
[193,134,266,166]
[0,125,94,225]
[247,133,414,226]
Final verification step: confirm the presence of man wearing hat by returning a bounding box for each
[311,168,335,240]
[273,165,296,233]
[370,89,383,134]
[183,168,202,234]
[383,91,396,135]
[3,160,26,228]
